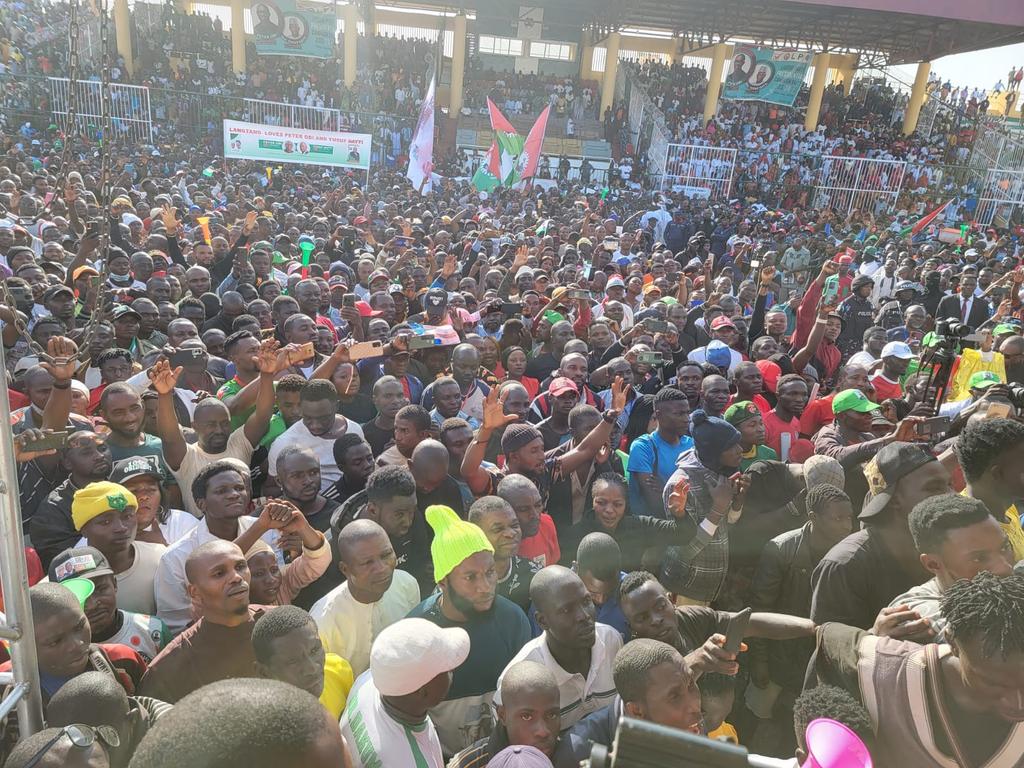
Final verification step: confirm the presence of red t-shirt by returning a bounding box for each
[763,410,800,459]
[869,372,903,402]
[517,513,560,567]
[799,393,835,438]
[726,393,772,415]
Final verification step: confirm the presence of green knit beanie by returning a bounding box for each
[425,505,494,583]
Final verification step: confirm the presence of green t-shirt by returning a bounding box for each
[217,377,250,429]
[259,413,288,448]
[740,444,778,471]
[108,434,178,487]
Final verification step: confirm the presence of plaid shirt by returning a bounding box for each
[660,451,728,603]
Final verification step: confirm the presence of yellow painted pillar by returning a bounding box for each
[343,3,359,88]
[804,52,831,131]
[449,13,467,114]
[599,32,621,114]
[230,0,246,74]
[703,43,728,125]
[835,53,858,96]
[902,60,931,136]
[113,0,134,77]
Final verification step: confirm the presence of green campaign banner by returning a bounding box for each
[723,46,812,107]
[223,120,371,171]
[251,0,335,59]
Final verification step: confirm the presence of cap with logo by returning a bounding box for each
[49,546,114,583]
[425,288,448,310]
[548,377,579,397]
[880,341,914,360]
[706,340,733,370]
[724,400,760,426]
[860,442,937,519]
[831,388,881,415]
[710,316,737,331]
[968,370,1002,390]
[109,455,163,485]
[110,304,142,322]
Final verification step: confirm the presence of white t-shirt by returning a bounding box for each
[266,418,363,491]
[310,569,421,678]
[114,541,166,616]
[171,428,254,516]
[340,673,444,768]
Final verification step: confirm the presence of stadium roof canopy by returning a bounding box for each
[412,0,1024,66]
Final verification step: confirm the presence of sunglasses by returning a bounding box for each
[24,724,120,768]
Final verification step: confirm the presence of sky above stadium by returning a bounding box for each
[893,42,1024,90]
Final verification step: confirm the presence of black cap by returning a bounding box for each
[109,455,162,485]
[49,546,114,583]
[860,442,937,520]
[110,304,142,322]
[425,288,448,309]
[42,284,74,303]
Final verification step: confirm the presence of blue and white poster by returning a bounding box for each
[251,0,336,59]
[723,46,812,107]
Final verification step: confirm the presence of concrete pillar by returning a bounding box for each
[447,13,467,114]
[835,53,858,96]
[804,52,831,131]
[599,32,621,115]
[343,3,359,88]
[230,0,246,74]
[703,43,728,125]
[902,60,931,136]
[113,0,134,77]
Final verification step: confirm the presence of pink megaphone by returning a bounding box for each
[801,718,873,768]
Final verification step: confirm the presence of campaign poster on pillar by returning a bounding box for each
[250,0,335,59]
[723,47,812,107]
[223,120,372,171]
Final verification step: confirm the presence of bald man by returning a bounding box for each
[310,519,421,677]
[450,660,582,768]
[410,439,465,517]
[140,540,268,703]
[495,566,622,729]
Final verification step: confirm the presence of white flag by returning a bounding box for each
[406,75,436,194]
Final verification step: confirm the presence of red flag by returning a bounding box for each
[486,98,517,135]
[902,200,951,237]
[516,105,551,182]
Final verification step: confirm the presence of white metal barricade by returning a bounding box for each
[975,169,1024,227]
[813,156,906,216]
[659,144,737,199]
[49,77,153,143]
[243,98,344,132]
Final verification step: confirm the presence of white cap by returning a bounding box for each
[881,341,914,360]
[370,618,470,697]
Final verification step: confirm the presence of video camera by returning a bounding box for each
[918,318,972,415]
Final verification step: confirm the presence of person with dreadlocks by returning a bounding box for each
[806,571,1024,764]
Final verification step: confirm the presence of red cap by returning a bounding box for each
[355,300,382,317]
[755,359,782,393]
[548,377,579,397]
[710,316,736,331]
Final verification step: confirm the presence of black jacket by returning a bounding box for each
[935,293,990,330]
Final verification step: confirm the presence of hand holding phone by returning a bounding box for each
[723,607,752,654]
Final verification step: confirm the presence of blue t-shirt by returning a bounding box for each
[626,431,694,517]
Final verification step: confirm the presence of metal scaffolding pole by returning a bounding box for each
[0,341,44,737]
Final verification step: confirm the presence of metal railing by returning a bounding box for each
[0,343,44,740]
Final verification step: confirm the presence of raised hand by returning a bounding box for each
[40,336,79,382]
[667,476,690,518]
[258,499,301,530]
[242,210,258,235]
[482,387,519,431]
[609,375,631,412]
[255,338,283,373]
[13,429,61,462]
[760,266,776,285]
[512,244,530,269]
[148,358,182,395]
[161,203,179,234]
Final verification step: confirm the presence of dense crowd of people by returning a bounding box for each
[2,4,1024,768]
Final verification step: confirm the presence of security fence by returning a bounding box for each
[975,169,1024,227]
[49,77,154,143]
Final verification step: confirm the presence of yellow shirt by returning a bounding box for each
[1002,504,1024,562]
[319,652,355,719]
[708,721,739,744]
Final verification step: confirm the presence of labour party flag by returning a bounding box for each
[900,200,950,238]
[514,105,551,184]
[406,75,436,194]
[472,142,502,192]
[487,98,523,185]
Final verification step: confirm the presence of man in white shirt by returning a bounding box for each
[310,519,421,677]
[341,617,470,768]
[150,347,280,516]
[496,566,622,730]
[266,378,363,492]
[154,461,278,634]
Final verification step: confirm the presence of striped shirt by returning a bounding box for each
[494,623,622,730]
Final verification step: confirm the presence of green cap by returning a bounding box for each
[993,324,1018,337]
[968,371,1001,390]
[832,388,881,415]
[425,505,494,583]
[543,310,566,326]
[61,578,95,607]
[724,400,760,425]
